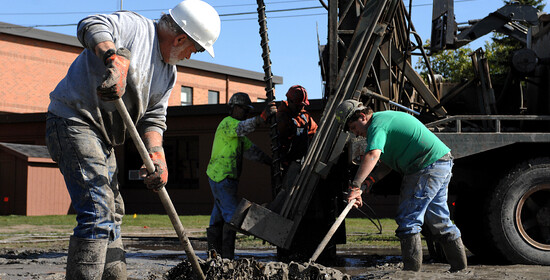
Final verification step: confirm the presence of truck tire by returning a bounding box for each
[488,158,550,265]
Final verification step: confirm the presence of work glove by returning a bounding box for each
[139,147,168,191]
[97,48,131,101]
[260,101,277,123]
[362,175,376,195]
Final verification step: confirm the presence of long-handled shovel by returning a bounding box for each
[309,197,357,263]
[114,98,206,280]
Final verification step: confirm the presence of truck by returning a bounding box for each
[230,0,550,266]
[426,0,550,265]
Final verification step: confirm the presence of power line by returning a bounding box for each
[412,0,477,8]
[215,0,319,8]
[28,23,76,28]
[0,5,326,29]
[0,0,320,16]
[221,6,322,17]
[0,0,478,16]
[0,11,326,29]
[224,12,326,22]
[0,0,481,29]
[1,11,327,29]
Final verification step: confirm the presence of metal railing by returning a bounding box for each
[426,115,550,133]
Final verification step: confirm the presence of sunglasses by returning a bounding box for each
[190,37,205,53]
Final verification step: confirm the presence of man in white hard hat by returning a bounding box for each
[45,1,220,279]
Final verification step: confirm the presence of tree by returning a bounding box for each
[417,0,545,85]
[417,44,474,83]
[489,0,545,84]
[504,0,545,11]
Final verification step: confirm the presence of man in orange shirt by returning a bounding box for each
[276,85,318,176]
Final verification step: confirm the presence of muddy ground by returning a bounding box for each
[1,229,549,280]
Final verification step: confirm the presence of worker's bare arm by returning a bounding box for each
[94,41,117,59]
[353,149,381,185]
[142,131,163,151]
[140,131,167,191]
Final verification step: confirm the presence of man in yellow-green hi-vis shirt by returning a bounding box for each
[206,92,276,259]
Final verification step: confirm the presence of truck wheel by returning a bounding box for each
[488,158,550,265]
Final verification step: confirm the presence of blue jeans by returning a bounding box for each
[45,114,124,240]
[208,177,239,226]
[395,159,461,240]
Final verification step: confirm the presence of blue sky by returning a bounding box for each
[0,0,547,100]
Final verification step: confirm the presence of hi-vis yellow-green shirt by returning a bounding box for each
[207,116,253,182]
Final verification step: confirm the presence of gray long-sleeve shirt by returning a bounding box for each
[48,11,176,146]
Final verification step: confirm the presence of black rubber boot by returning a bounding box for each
[440,236,468,272]
[66,236,108,280]
[222,223,236,260]
[102,237,127,280]
[400,233,422,272]
[207,223,223,256]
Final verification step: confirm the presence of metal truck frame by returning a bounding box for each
[231,0,550,265]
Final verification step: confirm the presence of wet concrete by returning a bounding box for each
[165,253,351,280]
[1,240,549,279]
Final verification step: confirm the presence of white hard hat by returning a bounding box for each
[169,0,221,57]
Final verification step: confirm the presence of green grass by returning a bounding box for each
[0,215,78,226]
[0,214,396,234]
[0,214,211,230]
[0,215,401,248]
[344,217,400,247]
[123,214,211,229]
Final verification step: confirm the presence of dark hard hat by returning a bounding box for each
[228,92,253,109]
[335,99,365,130]
[286,85,310,106]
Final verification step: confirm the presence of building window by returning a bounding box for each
[163,136,200,189]
[124,136,200,189]
[208,90,219,104]
[181,86,193,106]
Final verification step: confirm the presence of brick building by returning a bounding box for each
[0,21,288,215]
[0,142,70,216]
[0,101,325,216]
[0,21,282,114]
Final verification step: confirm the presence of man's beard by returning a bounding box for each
[165,45,185,65]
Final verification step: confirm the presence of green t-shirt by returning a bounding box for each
[366,111,450,174]
[206,116,253,182]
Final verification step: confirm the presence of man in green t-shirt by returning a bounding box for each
[335,99,467,272]
[206,92,275,259]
